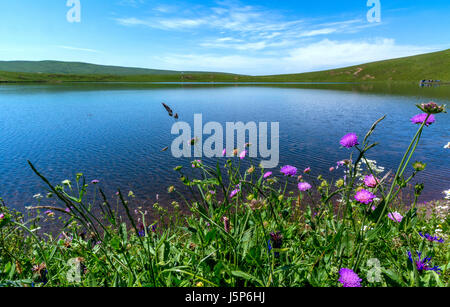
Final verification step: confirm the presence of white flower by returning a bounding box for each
[443,189,450,200]
[444,142,450,149]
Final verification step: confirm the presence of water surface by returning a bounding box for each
[0,83,448,211]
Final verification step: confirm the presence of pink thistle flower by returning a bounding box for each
[410,113,435,126]
[304,167,311,174]
[364,175,379,188]
[230,189,240,198]
[339,268,362,287]
[222,148,227,157]
[239,150,247,160]
[298,182,312,192]
[340,133,359,148]
[280,165,297,177]
[329,167,335,172]
[354,189,376,204]
[388,212,403,223]
[263,172,272,179]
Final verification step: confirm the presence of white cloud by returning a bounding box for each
[153,39,438,75]
[56,46,101,53]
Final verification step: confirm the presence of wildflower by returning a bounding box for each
[33,193,43,200]
[354,189,376,204]
[269,232,283,258]
[62,180,71,186]
[443,189,450,200]
[91,180,99,184]
[233,149,239,156]
[223,217,231,233]
[222,148,227,156]
[338,268,362,287]
[340,133,359,148]
[138,222,146,237]
[419,232,444,243]
[230,189,240,199]
[388,211,403,223]
[247,166,255,174]
[191,160,202,168]
[168,186,175,193]
[417,101,446,114]
[196,282,204,287]
[239,150,247,160]
[32,263,48,285]
[304,167,311,174]
[336,160,345,168]
[249,198,265,211]
[410,113,435,126]
[44,210,55,218]
[329,167,335,172]
[412,161,427,172]
[444,142,450,149]
[280,165,297,177]
[364,175,379,188]
[0,213,4,221]
[298,182,312,192]
[263,171,272,179]
[209,190,216,195]
[408,251,442,273]
[335,179,344,188]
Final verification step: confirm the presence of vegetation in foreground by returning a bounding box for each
[0,102,449,287]
[0,49,449,83]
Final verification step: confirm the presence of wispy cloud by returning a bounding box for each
[154,38,438,75]
[56,46,101,53]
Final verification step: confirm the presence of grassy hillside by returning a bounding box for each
[0,49,448,83]
[257,49,450,82]
[0,60,232,76]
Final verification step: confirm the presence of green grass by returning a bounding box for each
[0,106,448,287]
[1,49,449,83]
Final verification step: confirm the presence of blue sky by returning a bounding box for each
[0,0,449,75]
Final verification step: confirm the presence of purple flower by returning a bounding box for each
[304,167,311,174]
[354,189,376,204]
[263,171,273,179]
[410,113,436,126]
[338,268,362,287]
[419,232,444,243]
[222,148,227,157]
[364,175,379,188]
[91,179,100,184]
[269,232,283,258]
[0,213,5,221]
[340,133,359,148]
[230,189,240,198]
[298,182,312,192]
[408,251,441,273]
[239,150,247,160]
[388,211,403,223]
[280,165,297,177]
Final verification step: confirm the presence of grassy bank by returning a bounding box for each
[1,49,449,84]
[0,103,448,287]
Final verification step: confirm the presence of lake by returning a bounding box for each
[0,83,449,212]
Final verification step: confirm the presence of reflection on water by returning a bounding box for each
[0,83,448,212]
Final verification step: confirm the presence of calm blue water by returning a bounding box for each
[0,83,448,210]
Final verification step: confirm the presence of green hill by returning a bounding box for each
[256,49,450,83]
[0,49,448,83]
